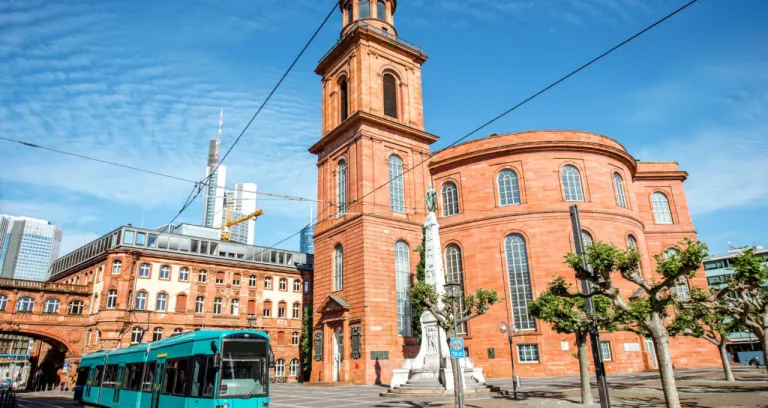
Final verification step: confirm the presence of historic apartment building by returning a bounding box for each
[41,225,312,380]
[308,0,719,385]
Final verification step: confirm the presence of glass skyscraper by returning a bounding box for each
[300,224,314,254]
[0,215,63,281]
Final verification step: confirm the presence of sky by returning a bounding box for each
[0,0,766,257]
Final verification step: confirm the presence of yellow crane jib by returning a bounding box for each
[220,206,263,242]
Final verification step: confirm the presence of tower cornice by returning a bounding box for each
[309,110,438,155]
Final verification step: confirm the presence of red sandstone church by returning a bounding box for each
[308,0,719,385]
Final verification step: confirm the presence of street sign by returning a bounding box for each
[449,337,465,359]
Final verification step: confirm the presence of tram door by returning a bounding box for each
[113,365,124,403]
[151,358,166,408]
[85,367,94,397]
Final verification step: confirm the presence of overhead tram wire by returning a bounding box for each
[245,0,702,259]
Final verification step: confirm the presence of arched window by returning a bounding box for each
[346,3,353,24]
[383,73,398,118]
[275,359,285,377]
[395,240,412,336]
[340,79,349,121]
[263,300,272,317]
[445,244,466,334]
[581,230,593,248]
[292,302,300,319]
[159,265,171,280]
[562,165,584,202]
[278,301,286,318]
[195,296,205,314]
[112,260,122,275]
[156,293,167,312]
[16,296,34,312]
[152,328,163,342]
[504,234,536,331]
[613,173,627,208]
[389,155,405,213]
[652,192,673,224]
[131,327,143,344]
[139,263,150,278]
[68,300,84,315]
[106,290,117,309]
[249,275,257,287]
[0,294,8,311]
[359,0,370,18]
[334,245,344,291]
[135,291,147,310]
[292,332,300,346]
[279,278,287,291]
[441,181,460,217]
[337,160,347,215]
[265,277,273,289]
[198,270,207,282]
[627,235,638,251]
[173,328,183,334]
[179,267,189,281]
[377,0,387,20]
[293,279,301,292]
[498,169,521,206]
[43,298,60,314]
[290,358,300,376]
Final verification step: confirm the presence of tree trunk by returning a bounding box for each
[717,341,735,382]
[652,333,681,408]
[575,331,594,405]
[759,331,768,377]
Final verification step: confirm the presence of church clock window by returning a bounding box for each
[377,0,386,20]
[383,73,398,118]
[359,0,370,18]
[340,79,349,121]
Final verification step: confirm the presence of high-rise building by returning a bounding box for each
[224,183,258,245]
[202,110,228,229]
[0,215,62,281]
[300,225,314,254]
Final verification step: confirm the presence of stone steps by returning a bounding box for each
[381,376,500,398]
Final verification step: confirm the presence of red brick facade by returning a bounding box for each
[310,1,719,385]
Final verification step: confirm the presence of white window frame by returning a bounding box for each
[130,327,143,344]
[292,332,299,346]
[195,296,205,314]
[290,359,299,377]
[561,165,584,202]
[249,275,257,287]
[213,298,222,315]
[600,341,612,361]
[395,240,413,336]
[179,267,189,281]
[613,173,627,208]
[279,278,287,291]
[337,160,347,216]
[517,344,540,363]
[504,234,536,331]
[652,192,673,224]
[275,359,285,377]
[156,293,167,312]
[43,298,60,314]
[441,181,460,217]
[159,265,171,280]
[139,263,150,278]
[230,299,240,315]
[334,246,344,291]
[389,155,405,213]
[112,260,122,275]
[106,290,117,309]
[292,303,300,319]
[135,292,147,310]
[498,169,521,206]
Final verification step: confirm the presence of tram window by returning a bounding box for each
[123,363,142,391]
[142,361,156,392]
[162,361,176,394]
[202,356,216,398]
[76,367,89,387]
[92,366,103,387]
[173,358,189,396]
[190,356,203,398]
[103,365,117,388]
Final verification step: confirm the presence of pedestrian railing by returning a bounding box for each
[0,389,18,408]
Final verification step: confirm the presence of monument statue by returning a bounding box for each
[426,184,437,213]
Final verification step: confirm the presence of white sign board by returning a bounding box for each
[624,343,641,352]
[560,342,570,351]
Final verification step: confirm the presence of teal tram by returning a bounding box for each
[74,329,273,408]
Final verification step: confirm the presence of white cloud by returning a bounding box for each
[59,231,103,256]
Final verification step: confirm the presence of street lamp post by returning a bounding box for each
[499,321,519,399]
[444,282,465,408]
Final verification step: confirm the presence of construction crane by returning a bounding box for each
[220,200,263,242]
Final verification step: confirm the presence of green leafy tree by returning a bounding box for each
[670,287,739,381]
[712,248,768,375]
[529,277,621,404]
[554,238,708,408]
[411,226,426,342]
[409,282,498,403]
[300,305,313,380]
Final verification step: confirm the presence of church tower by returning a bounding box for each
[309,0,438,384]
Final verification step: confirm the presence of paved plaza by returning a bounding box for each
[13,367,768,408]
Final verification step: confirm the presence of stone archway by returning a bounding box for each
[0,322,83,390]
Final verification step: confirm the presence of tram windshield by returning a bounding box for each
[219,339,270,398]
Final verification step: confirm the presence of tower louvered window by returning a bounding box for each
[340,79,349,121]
[383,74,398,118]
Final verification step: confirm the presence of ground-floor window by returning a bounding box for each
[600,341,612,361]
[289,358,299,377]
[517,344,539,363]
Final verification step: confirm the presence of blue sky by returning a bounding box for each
[1,0,766,257]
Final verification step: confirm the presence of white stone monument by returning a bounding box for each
[390,185,485,390]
